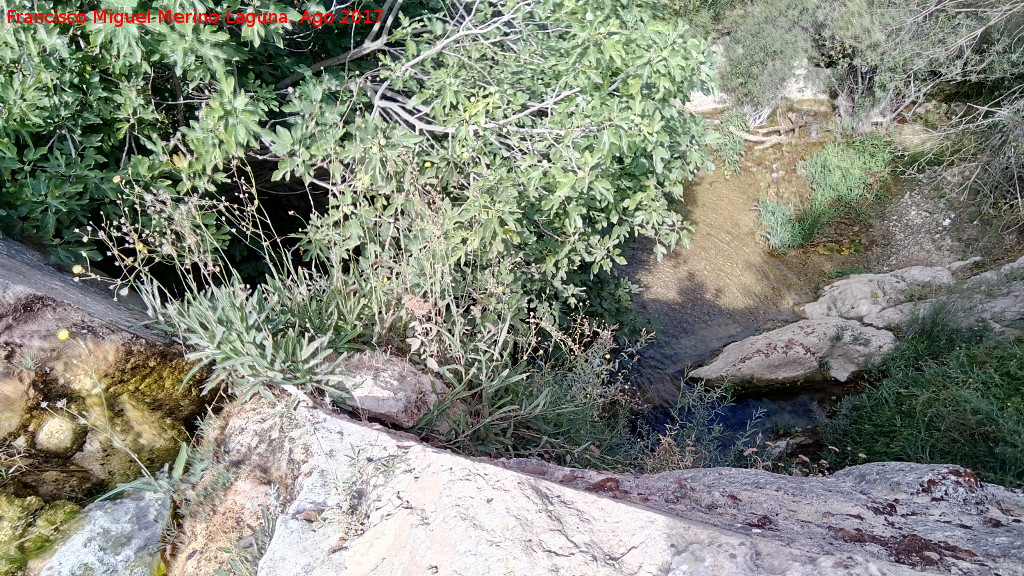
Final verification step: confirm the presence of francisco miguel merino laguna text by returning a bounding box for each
[6,9,382,27]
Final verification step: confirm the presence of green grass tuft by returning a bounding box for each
[823,305,1024,488]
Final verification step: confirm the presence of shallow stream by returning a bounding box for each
[625,125,868,436]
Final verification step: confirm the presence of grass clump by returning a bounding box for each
[803,134,893,207]
[758,134,893,252]
[756,197,826,253]
[823,305,1024,488]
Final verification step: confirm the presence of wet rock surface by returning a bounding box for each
[0,494,78,576]
[0,238,205,500]
[27,489,167,576]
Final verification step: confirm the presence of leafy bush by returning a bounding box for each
[719,0,819,109]
[8,0,732,329]
[823,305,1024,487]
[0,0,292,266]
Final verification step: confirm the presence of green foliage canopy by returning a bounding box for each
[1,0,722,324]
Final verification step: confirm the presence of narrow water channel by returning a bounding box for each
[625,127,869,435]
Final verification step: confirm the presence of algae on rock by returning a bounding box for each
[0,494,79,576]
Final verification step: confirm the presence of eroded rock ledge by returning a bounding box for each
[172,397,1024,576]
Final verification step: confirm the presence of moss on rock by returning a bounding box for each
[101,342,207,420]
[0,493,80,576]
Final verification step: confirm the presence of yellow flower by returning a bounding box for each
[57,329,70,341]
[71,265,85,275]
[603,354,610,359]
[423,161,432,168]
[381,276,388,283]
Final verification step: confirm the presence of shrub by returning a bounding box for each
[823,305,1024,488]
[5,0,730,323]
[636,382,768,472]
[719,0,819,109]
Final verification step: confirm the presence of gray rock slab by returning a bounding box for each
[179,398,1024,576]
[689,318,895,383]
[800,265,952,322]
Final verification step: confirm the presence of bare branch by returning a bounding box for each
[275,0,405,91]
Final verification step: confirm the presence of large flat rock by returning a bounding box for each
[171,398,1024,576]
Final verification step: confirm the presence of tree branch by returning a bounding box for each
[275,0,405,91]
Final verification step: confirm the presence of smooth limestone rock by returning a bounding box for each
[28,488,167,576]
[966,255,1024,287]
[863,300,937,329]
[799,265,954,322]
[503,459,1024,576]
[172,398,1024,576]
[860,265,1024,333]
[0,237,205,500]
[334,351,441,428]
[689,318,895,383]
[32,416,84,457]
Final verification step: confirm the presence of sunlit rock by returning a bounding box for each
[172,398,1024,576]
[689,318,895,383]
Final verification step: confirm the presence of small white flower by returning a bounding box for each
[39,401,48,408]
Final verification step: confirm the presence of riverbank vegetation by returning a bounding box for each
[757,134,893,252]
[824,304,1024,487]
[1,0,1022,480]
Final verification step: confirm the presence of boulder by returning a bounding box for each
[172,398,1024,576]
[689,318,895,383]
[863,300,937,328]
[27,488,167,576]
[333,351,441,428]
[967,255,1024,287]
[799,265,953,322]
[0,237,205,500]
